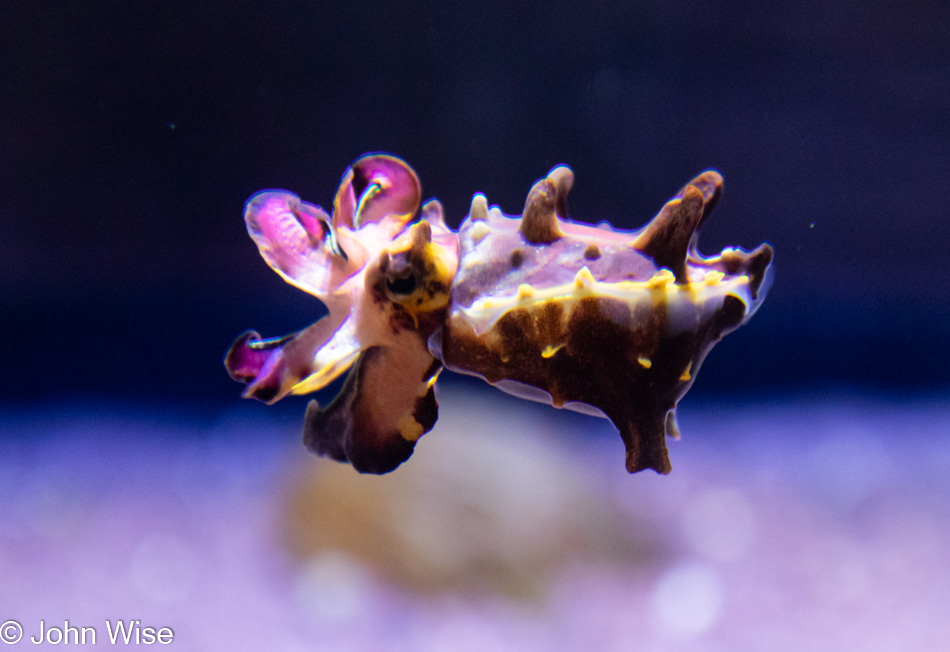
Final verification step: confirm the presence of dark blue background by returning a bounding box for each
[3,0,948,406]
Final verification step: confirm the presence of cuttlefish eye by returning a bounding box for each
[383,251,422,299]
[386,269,418,297]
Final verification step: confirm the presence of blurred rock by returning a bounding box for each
[282,386,666,600]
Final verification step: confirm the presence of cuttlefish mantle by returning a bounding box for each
[439,165,772,474]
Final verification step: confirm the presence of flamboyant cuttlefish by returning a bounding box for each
[225,154,772,474]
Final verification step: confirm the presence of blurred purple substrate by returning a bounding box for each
[1,390,949,651]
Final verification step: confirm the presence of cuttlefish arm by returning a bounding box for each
[331,153,422,231]
[303,333,442,474]
[227,155,455,474]
[243,191,358,297]
[227,154,425,408]
[224,310,359,404]
[303,219,456,473]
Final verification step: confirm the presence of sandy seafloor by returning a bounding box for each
[1,384,949,652]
